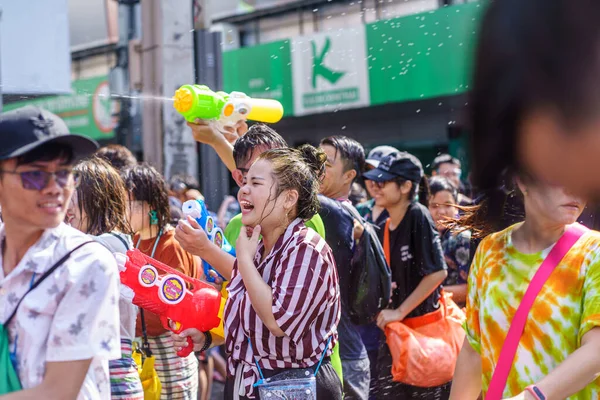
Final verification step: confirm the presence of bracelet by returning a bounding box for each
[525,385,546,400]
[198,331,212,353]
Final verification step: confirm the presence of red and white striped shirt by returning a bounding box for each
[224,219,340,398]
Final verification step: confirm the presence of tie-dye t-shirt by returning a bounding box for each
[465,223,600,399]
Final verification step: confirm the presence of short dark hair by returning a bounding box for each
[120,163,171,231]
[320,135,365,175]
[14,142,74,167]
[74,156,132,236]
[169,174,200,192]
[349,182,367,206]
[429,176,458,202]
[96,145,137,171]
[432,154,460,172]
[233,124,288,169]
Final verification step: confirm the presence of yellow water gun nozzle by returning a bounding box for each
[173,88,194,113]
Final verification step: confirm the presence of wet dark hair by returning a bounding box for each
[429,176,458,203]
[95,145,137,171]
[461,0,600,237]
[431,154,460,172]
[14,142,74,167]
[74,156,132,236]
[349,182,367,206]
[169,174,200,192]
[233,124,288,169]
[320,135,366,176]
[120,163,171,231]
[257,145,327,221]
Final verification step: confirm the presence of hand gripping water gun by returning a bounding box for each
[172,84,284,132]
[182,199,236,283]
[119,249,222,357]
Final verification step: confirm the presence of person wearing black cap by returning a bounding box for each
[363,152,450,399]
[0,106,121,399]
[357,145,399,226]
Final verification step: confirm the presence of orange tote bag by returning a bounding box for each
[382,218,466,387]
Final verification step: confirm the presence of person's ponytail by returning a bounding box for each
[297,144,327,182]
[416,175,430,207]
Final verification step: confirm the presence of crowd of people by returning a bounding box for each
[3,1,600,400]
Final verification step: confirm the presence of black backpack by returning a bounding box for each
[341,203,392,325]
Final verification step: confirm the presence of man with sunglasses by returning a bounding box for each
[0,106,121,399]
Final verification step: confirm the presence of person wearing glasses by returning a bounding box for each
[364,152,449,399]
[0,106,121,399]
[431,154,472,207]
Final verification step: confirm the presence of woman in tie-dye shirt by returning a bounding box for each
[449,171,600,400]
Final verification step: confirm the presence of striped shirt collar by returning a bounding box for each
[254,218,304,266]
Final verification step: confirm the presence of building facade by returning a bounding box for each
[212,0,480,171]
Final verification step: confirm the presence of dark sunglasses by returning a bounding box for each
[374,177,406,189]
[374,181,389,189]
[0,169,80,191]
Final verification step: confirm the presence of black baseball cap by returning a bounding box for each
[0,106,98,161]
[363,151,424,183]
[365,145,400,168]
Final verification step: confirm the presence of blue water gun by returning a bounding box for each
[182,199,236,283]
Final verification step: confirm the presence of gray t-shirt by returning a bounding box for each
[93,232,138,342]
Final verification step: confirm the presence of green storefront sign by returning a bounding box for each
[222,2,483,116]
[222,40,294,117]
[4,76,117,140]
[367,2,482,105]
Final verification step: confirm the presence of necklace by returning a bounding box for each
[135,229,163,258]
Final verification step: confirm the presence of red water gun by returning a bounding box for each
[120,249,222,357]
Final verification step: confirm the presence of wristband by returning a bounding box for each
[525,385,546,400]
[198,331,212,353]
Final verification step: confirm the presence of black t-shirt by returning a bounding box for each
[377,202,447,319]
[318,194,367,360]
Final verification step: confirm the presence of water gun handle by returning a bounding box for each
[203,261,217,283]
[160,316,194,357]
[177,337,194,357]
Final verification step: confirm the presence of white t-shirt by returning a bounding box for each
[0,223,121,399]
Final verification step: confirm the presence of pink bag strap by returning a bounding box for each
[485,223,589,400]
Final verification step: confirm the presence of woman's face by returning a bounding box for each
[519,111,600,199]
[66,190,89,233]
[128,197,149,234]
[428,190,458,231]
[372,179,410,209]
[238,159,288,229]
[519,179,586,227]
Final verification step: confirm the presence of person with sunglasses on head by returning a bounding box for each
[0,106,121,399]
[363,152,449,399]
[120,164,201,400]
[66,156,144,399]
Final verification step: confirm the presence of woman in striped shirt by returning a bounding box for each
[173,145,343,399]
